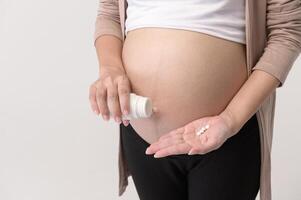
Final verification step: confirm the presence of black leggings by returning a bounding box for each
[121,113,261,200]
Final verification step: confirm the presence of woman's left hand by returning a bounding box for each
[145,112,237,158]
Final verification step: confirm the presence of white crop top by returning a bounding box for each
[125,0,246,44]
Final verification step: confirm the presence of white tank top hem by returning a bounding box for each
[125,0,246,44]
[125,24,245,44]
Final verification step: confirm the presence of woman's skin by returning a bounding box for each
[122,28,248,143]
[90,28,280,157]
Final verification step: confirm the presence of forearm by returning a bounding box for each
[220,69,280,135]
[95,35,124,74]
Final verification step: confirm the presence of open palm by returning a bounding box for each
[145,114,235,158]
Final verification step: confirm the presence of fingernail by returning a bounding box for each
[123,109,129,116]
[103,115,110,121]
[188,150,195,155]
[115,116,122,124]
[93,110,99,115]
[123,120,129,126]
[154,154,159,158]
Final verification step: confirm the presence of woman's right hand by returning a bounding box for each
[89,66,131,126]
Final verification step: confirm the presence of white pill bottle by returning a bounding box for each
[121,93,153,120]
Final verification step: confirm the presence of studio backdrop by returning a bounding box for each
[0,0,301,200]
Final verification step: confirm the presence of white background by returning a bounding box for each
[0,0,301,199]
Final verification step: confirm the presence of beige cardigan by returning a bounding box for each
[93,0,301,199]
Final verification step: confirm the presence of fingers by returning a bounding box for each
[145,133,183,154]
[96,85,110,120]
[188,141,216,155]
[106,77,122,123]
[89,79,110,121]
[89,71,132,125]
[89,82,99,115]
[117,75,130,114]
[153,143,191,158]
[117,75,131,126]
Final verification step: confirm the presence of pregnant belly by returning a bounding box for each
[122,27,247,145]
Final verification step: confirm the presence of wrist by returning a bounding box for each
[99,64,125,75]
[219,109,240,136]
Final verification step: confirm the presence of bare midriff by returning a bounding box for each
[122,27,247,145]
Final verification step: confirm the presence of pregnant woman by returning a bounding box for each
[89,0,301,200]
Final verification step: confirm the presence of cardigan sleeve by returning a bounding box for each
[251,0,301,88]
[93,0,123,47]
